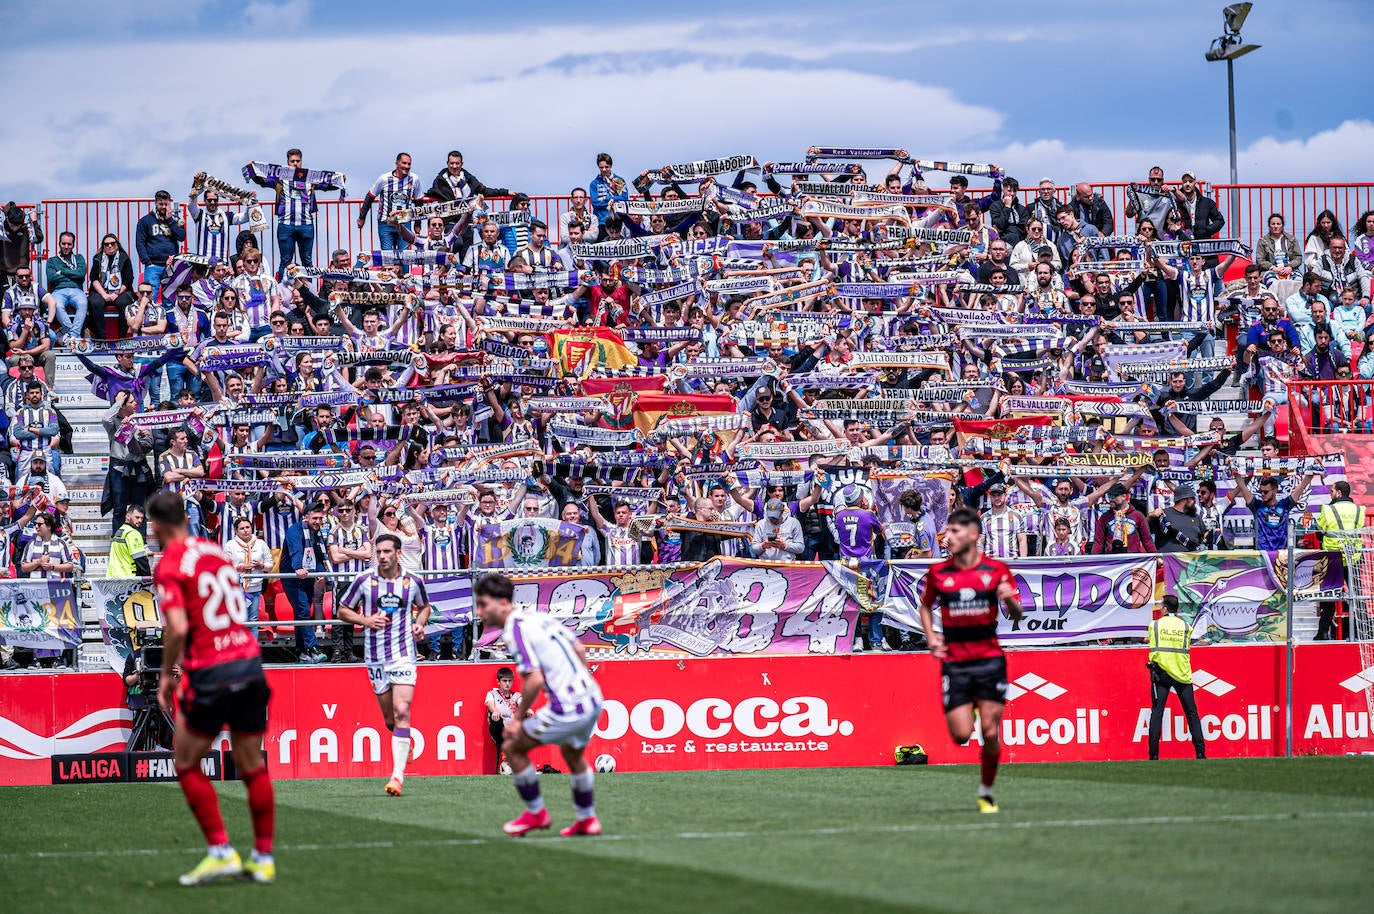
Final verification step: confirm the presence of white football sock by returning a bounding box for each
[391,732,411,781]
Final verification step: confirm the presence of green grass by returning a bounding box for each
[3,760,1373,914]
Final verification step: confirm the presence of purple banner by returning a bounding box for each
[885,556,1157,644]
[480,559,863,657]
[1163,549,1344,643]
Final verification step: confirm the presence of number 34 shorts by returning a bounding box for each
[367,660,418,695]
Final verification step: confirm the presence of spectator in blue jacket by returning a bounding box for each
[134,191,185,300]
[280,500,329,664]
[589,153,629,224]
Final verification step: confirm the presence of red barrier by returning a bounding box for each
[25,182,1374,277]
[5,644,1373,785]
[1291,642,1374,753]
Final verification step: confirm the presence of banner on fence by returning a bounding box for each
[884,556,1157,644]
[1162,550,1342,643]
[0,579,80,650]
[90,577,158,672]
[480,558,864,658]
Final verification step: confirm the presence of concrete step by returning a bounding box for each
[70,428,109,452]
[57,455,109,488]
[84,554,108,578]
[67,503,106,523]
[71,519,114,541]
[65,486,103,506]
[54,361,98,383]
[51,391,109,410]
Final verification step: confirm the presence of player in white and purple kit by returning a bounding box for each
[336,534,431,797]
[474,573,604,839]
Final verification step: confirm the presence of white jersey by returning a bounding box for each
[503,610,602,717]
[340,570,430,665]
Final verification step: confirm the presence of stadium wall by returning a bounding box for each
[3,644,1372,785]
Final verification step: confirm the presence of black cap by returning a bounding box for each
[1107,483,1128,499]
[1174,484,1196,501]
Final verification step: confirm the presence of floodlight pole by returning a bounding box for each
[1226,58,1238,187]
[1227,57,1239,231]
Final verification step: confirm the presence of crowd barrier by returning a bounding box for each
[20,182,1374,280]
[3,644,1372,786]
[0,546,1356,664]
[3,547,1344,671]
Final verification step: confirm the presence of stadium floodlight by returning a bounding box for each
[1223,2,1253,34]
[1204,39,1261,62]
[1204,2,1261,224]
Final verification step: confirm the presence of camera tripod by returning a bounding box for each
[126,670,175,752]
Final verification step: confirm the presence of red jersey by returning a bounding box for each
[154,536,261,689]
[919,554,1014,662]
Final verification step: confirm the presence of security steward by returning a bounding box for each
[1146,594,1206,760]
[1315,481,1366,641]
[109,504,152,578]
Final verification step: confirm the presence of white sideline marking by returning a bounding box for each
[4,810,1373,860]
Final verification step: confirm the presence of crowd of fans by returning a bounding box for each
[0,146,1371,665]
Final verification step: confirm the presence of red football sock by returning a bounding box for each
[242,765,275,855]
[980,742,1001,789]
[177,764,228,847]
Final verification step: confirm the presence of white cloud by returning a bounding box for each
[0,18,1364,219]
[975,120,1374,187]
[244,0,311,33]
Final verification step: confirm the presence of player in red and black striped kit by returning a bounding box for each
[148,491,277,886]
[918,507,1024,814]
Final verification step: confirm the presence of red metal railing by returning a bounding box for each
[24,183,1374,281]
[1287,379,1374,456]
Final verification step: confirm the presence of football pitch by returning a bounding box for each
[3,759,1371,914]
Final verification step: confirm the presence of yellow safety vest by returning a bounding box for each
[107,524,146,578]
[1148,614,1192,684]
[1316,500,1366,554]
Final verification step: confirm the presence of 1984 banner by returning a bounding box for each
[476,558,864,657]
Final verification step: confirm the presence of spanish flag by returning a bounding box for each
[952,414,1055,446]
[629,393,738,437]
[582,375,670,428]
[548,327,638,377]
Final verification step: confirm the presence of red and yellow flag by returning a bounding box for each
[630,393,738,436]
[548,327,638,377]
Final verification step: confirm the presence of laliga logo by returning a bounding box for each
[595,696,854,741]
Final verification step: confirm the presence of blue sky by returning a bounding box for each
[1,0,1368,203]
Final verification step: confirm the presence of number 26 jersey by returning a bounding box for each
[154,536,262,689]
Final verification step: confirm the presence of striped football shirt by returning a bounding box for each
[503,610,602,716]
[340,570,431,665]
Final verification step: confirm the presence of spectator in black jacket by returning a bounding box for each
[0,203,42,296]
[426,151,512,212]
[1172,172,1225,239]
[1157,485,1208,552]
[989,178,1030,247]
[134,191,185,300]
[679,497,726,562]
[1151,368,1235,432]
[1071,183,1114,235]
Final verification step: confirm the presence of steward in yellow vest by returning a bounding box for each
[1146,595,1206,761]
